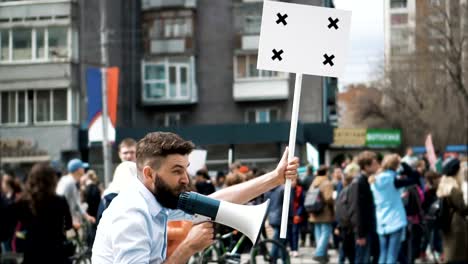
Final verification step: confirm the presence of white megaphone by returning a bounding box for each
[177,192,270,244]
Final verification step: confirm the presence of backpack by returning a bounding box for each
[426,197,452,231]
[335,185,352,228]
[304,185,325,214]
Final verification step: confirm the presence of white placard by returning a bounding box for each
[187,150,207,177]
[257,0,352,78]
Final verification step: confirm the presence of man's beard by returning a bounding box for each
[153,175,188,209]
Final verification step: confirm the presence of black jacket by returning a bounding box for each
[348,174,376,238]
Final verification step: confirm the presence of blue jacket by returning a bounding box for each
[265,185,293,227]
[371,170,407,235]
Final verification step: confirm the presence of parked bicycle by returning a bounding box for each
[191,227,290,264]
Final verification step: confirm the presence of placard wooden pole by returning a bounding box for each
[280,73,302,239]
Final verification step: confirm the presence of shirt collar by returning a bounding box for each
[133,177,165,217]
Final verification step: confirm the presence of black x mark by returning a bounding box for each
[272,49,284,61]
[328,17,339,30]
[276,13,288,26]
[323,54,335,66]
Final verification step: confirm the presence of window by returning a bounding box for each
[245,108,280,123]
[36,28,45,59]
[244,15,261,34]
[390,0,407,8]
[48,27,68,58]
[235,54,278,79]
[13,28,32,60]
[143,62,191,100]
[152,17,192,39]
[0,91,27,125]
[391,13,408,25]
[35,88,69,123]
[0,27,69,62]
[0,29,9,61]
[153,113,182,127]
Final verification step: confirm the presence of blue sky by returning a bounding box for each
[334,0,384,88]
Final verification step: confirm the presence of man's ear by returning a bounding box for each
[142,166,153,180]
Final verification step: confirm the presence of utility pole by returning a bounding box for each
[100,0,112,187]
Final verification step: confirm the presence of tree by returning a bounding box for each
[354,0,467,150]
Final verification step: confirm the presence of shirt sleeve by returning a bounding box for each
[168,209,195,221]
[111,207,153,263]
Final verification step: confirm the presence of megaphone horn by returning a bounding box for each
[177,192,270,244]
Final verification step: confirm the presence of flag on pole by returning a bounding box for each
[86,67,119,143]
[425,134,437,170]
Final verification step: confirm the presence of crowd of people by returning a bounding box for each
[0,133,467,264]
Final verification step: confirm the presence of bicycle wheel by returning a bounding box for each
[250,239,290,264]
[191,242,223,264]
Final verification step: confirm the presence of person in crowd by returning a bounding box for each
[420,170,443,261]
[118,138,137,162]
[56,159,95,228]
[92,132,299,263]
[309,165,334,263]
[335,168,357,264]
[0,171,23,253]
[1,171,23,206]
[398,161,425,264]
[96,161,137,223]
[436,157,468,263]
[331,166,344,249]
[265,179,293,261]
[370,154,419,264]
[289,177,305,258]
[82,170,102,247]
[194,169,216,195]
[402,147,418,167]
[2,163,73,264]
[214,171,226,191]
[299,165,315,247]
[348,151,380,264]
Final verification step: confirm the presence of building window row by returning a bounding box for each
[0,88,76,125]
[151,17,193,39]
[0,26,71,62]
[390,0,407,9]
[245,108,280,124]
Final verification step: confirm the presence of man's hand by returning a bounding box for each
[356,237,367,246]
[85,214,96,224]
[183,222,214,253]
[274,147,299,185]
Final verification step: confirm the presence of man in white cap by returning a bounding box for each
[56,158,96,227]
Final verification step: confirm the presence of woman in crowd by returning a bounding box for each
[3,163,73,264]
[436,157,468,263]
[370,154,419,264]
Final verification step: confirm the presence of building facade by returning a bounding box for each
[1,0,337,177]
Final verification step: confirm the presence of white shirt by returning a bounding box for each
[56,174,85,220]
[92,173,192,264]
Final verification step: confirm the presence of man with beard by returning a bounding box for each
[92,132,299,264]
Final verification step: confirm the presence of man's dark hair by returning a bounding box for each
[356,151,377,170]
[317,165,329,176]
[136,132,195,171]
[196,169,210,180]
[118,138,137,152]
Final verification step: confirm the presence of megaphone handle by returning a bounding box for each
[280,73,302,239]
[192,214,212,224]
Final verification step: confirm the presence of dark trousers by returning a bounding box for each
[339,228,355,264]
[355,233,372,264]
[288,223,300,251]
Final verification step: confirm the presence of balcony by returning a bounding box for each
[150,38,192,54]
[233,76,289,101]
[0,0,74,25]
[142,0,196,10]
[241,35,259,50]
